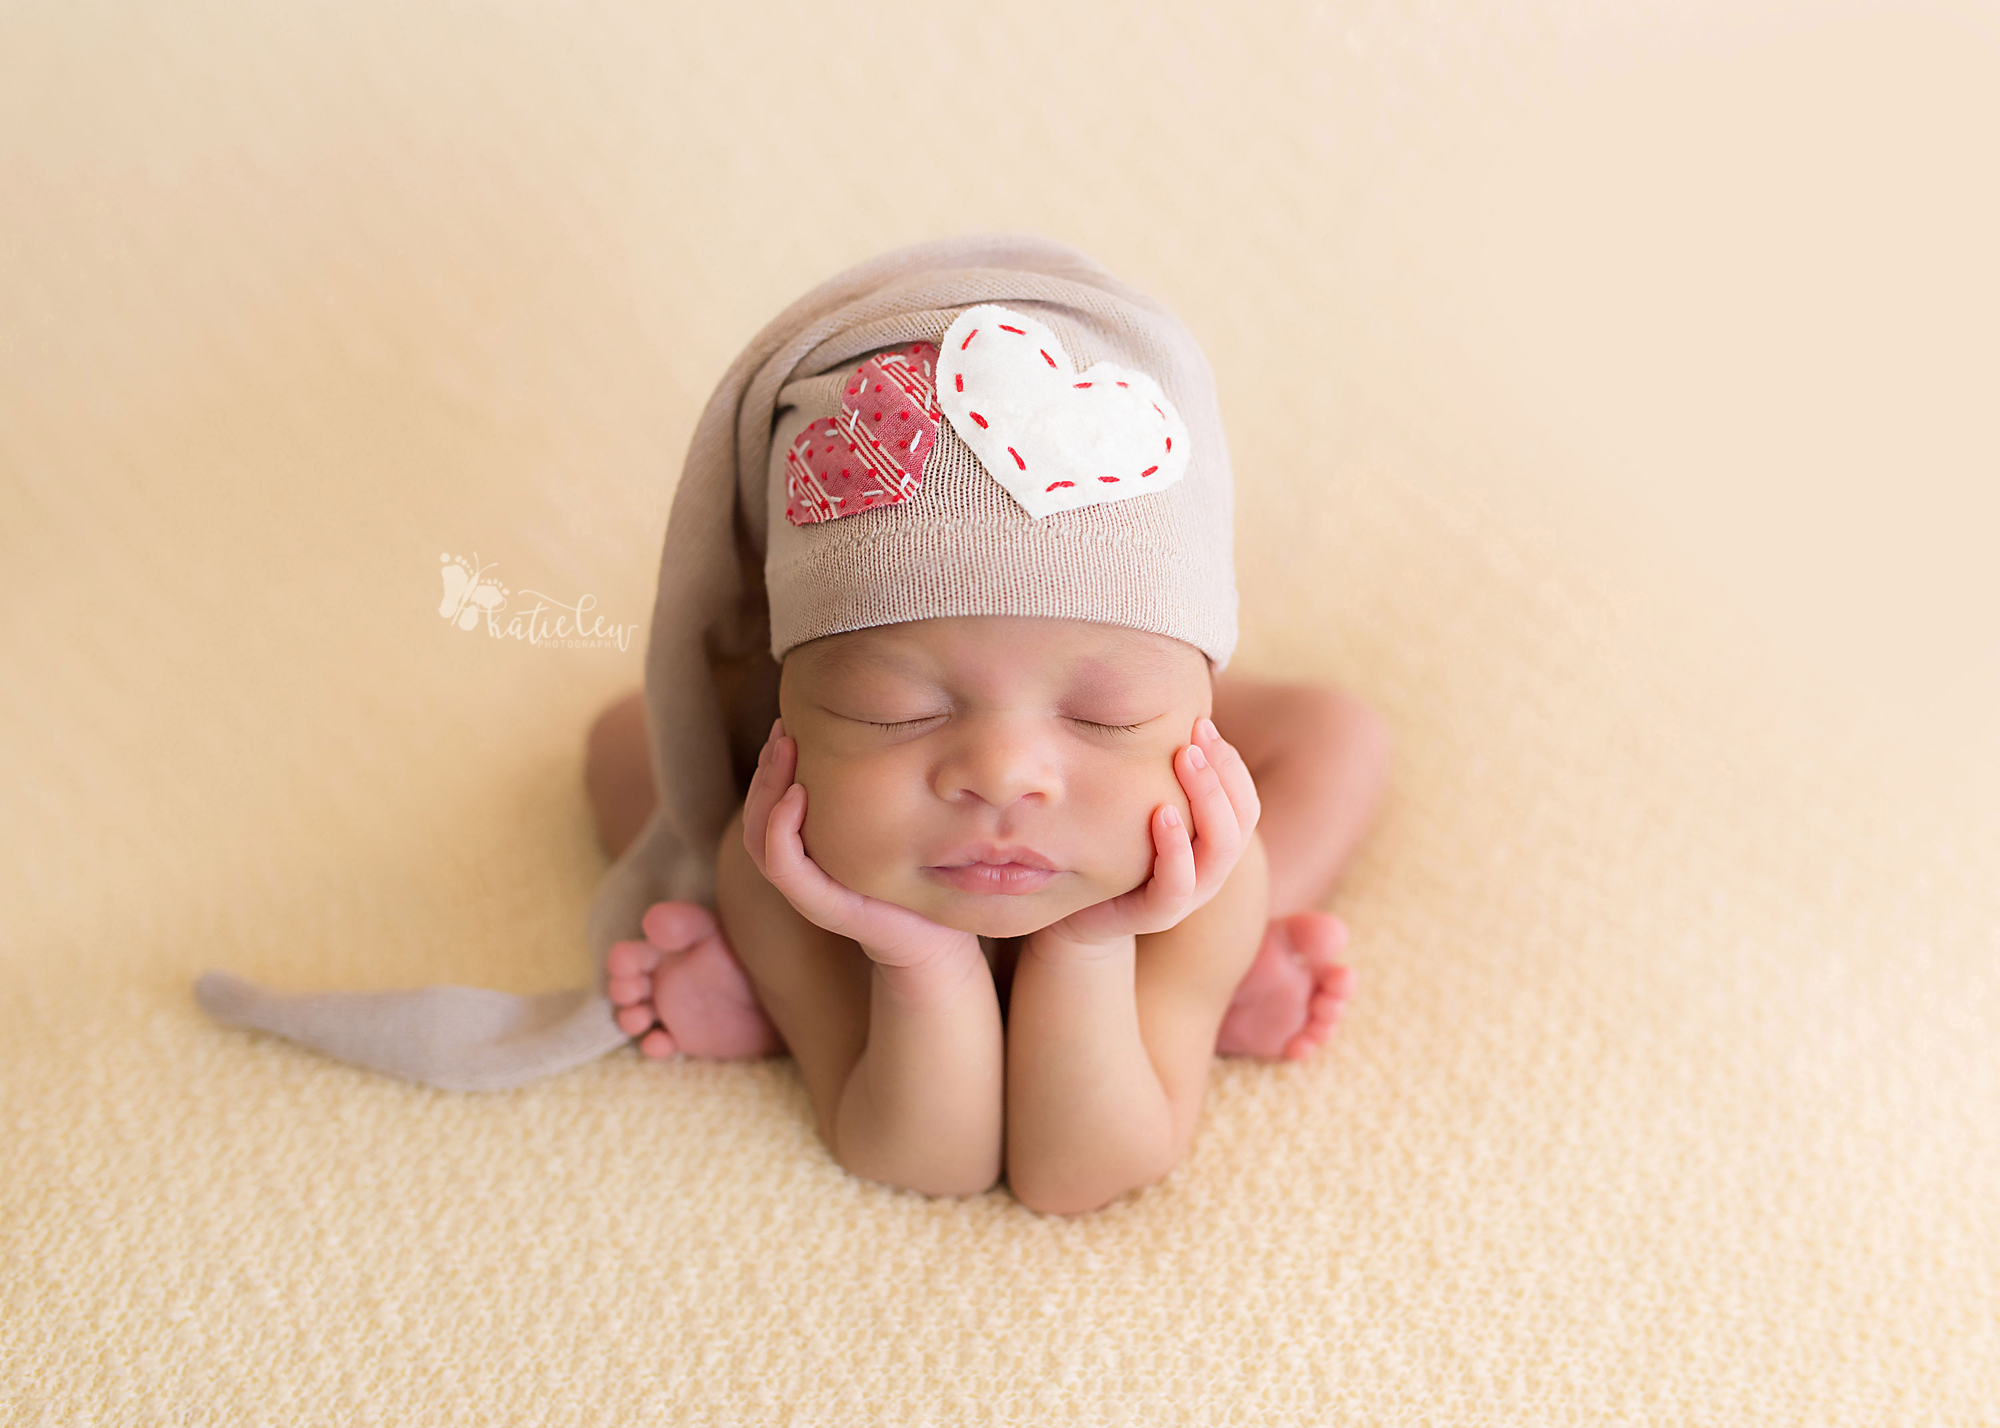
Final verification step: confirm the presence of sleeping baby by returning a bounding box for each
[196,235,1387,1214]
[582,237,1389,1213]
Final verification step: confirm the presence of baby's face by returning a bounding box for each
[780,616,1213,939]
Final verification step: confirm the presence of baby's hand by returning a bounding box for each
[1046,718,1261,947]
[744,720,983,972]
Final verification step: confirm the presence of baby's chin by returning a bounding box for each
[923,893,1080,940]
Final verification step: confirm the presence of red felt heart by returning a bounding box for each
[784,343,942,526]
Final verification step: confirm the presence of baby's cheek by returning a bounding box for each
[795,769,903,900]
[1085,755,1192,889]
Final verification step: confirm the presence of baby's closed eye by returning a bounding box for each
[829,707,949,730]
[1064,712,1158,735]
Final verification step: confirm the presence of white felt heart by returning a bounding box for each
[936,304,1190,520]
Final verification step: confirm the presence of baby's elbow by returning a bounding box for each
[839,1146,1001,1201]
[1008,1162,1168,1218]
[917,1166,1005,1200]
[1011,1183,1114,1218]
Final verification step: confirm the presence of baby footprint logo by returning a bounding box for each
[437,552,509,631]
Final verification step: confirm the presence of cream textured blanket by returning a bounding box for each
[6,2,1996,1424]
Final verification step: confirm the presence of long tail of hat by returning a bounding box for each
[194,973,626,1092]
[191,787,680,1090]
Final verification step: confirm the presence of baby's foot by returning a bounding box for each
[605,902,785,1060]
[1214,912,1356,1061]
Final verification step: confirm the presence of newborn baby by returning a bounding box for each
[580,244,1389,1214]
[194,234,1386,1209]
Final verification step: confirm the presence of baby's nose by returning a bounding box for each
[933,720,1063,809]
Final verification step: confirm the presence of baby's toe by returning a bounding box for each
[606,940,660,979]
[637,1027,677,1059]
[642,901,719,951]
[615,1003,658,1036]
[607,974,651,1006]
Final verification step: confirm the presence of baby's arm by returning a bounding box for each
[1005,723,1266,1216]
[716,723,1005,1197]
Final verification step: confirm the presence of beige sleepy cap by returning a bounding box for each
[196,234,1236,1091]
[763,291,1237,668]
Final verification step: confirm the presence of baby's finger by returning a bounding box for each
[1176,738,1244,865]
[1195,717,1262,833]
[741,724,798,872]
[743,722,780,806]
[760,782,812,885]
[1140,803,1198,915]
[761,783,856,930]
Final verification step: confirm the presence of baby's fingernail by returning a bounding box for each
[1162,806,1181,829]
[1198,718,1219,743]
[1187,744,1208,771]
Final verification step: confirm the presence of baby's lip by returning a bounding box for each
[928,844,1061,872]
[923,846,1063,896]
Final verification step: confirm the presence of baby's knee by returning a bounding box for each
[1328,688,1390,764]
[1290,686,1390,768]
[584,690,647,781]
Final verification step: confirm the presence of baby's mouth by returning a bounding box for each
[923,845,1063,896]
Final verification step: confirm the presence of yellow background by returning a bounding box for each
[4,2,1996,1422]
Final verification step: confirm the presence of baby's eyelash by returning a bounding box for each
[867,713,947,730]
[1074,718,1146,734]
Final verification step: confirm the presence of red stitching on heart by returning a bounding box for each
[1116,381,1128,388]
[1099,476,1119,483]
[1140,465,1159,477]
[1152,402,1164,418]
[1040,349,1056,368]
[1165,437,1172,452]
[999,324,1025,335]
[969,412,988,429]
[1008,447,1025,469]
[1046,480,1075,491]
[961,329,979,350]
[1074,382,1092,388]
[954,374,963,392]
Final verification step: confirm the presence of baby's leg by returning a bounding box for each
[1208,678,1389,1060]
[1211,678,1390,913]
[586,689,783,1058]
[585,688,654,860]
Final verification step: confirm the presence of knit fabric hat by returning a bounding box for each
[195,234,1237,1090]
[763,296,1236,666]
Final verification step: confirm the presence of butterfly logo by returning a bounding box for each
[437,552,509,631]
